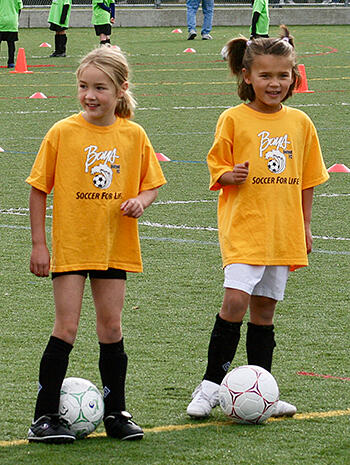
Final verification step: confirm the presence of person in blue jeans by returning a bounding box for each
[186,0,214,40]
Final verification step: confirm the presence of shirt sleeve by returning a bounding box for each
[301,118,329,190]
[207,112,235,191]
[25,126,59,194]
[139,130,167,192]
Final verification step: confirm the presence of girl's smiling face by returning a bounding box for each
[78,65,122,126]
[243,54,294,114]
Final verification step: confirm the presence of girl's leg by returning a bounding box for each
[187,289,249,418]
[7,41,15,67]
[247,295,277,372]
[248,295,297,417]
[204,289,249,384]
[99,33,110,46]
[91,278,143,439]
[33,275,85,421]
[91,278,126,413]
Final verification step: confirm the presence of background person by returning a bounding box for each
[92,0,116,46]
[186,0,214,40]
[48,0,72,58]
[0,0,22,68]
[250,0,269,39]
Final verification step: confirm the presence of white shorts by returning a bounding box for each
[223,264,290,301]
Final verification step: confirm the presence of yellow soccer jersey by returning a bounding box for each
[26,113,166,273]
[207,103,329,270]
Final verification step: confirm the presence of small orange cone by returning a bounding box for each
[171,28,182,33]
[40,42,51,48]
[10,48,33,74]
[294,64,313,94]
[0,147,4,152]
[327,163,350,173]
[156,153,171,161]
[29,92,47,99]
[183,48,196,53]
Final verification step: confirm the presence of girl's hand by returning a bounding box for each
[121,198,144,218]
[30,244,50,277]
[110,17,115,24]
[304,223,313,254]
[232,161,249,185]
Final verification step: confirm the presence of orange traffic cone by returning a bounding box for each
[10,48,33,74]
[294,64,313,94]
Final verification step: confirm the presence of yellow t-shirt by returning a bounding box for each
[26,113,166,273]
[207,104,329,270]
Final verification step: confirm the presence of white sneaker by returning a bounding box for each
[272,400,297,417]
[187,380,220,418]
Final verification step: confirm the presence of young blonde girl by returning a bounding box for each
[27,47,166,443]
[187,26,329,419]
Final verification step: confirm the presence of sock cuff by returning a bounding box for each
[247,322,274,332]
[99,338,124,355]
[215,313,242,332]
[47,335,73,354]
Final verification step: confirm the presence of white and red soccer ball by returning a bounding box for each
[219,365,279,424]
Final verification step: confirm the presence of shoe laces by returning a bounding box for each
[192,383,219,408]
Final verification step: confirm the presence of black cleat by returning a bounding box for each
[28,414,76,444]
[104,411,144,441]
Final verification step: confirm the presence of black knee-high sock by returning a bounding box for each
[99,339,127,416]
[34,335,73,420]
[54,34,60,54]
[7,41,15,65]
[246,322,276,372]
[60,34,67,53]
[203,314,242,385]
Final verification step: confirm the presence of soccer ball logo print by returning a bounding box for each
[91,164,113,189]
[93,173,107,188]
[265,149,286,174]
[219,365,279,424]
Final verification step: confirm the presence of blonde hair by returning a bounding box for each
[225,25,301,103]
[76,47,136,119]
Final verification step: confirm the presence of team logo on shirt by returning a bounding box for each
[84,145,120,189]
[258,131,291,174]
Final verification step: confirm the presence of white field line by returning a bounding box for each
[1,103,350,117]
[0,200,349,244]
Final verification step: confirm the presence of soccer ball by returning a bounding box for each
[59,377,104,439]
[93,173,107,189]
[268,158,280,174]
[219,365,279,424]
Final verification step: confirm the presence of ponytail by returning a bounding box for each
[223,25,301,103]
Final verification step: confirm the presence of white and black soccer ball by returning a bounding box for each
[59,377,104,439]
[219,365,279,424]
[93,173,107,189]
[267,158,280,174]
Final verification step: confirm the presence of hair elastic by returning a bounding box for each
[246,40,252,47]
[282,37,290,43]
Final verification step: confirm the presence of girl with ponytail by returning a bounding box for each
[26,46,166,443]
[187,26,329,420]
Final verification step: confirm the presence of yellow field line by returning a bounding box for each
[1,408,349,448]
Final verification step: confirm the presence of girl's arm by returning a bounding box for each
[29,186,50,277]
[302,187,314,254]
[218,161,249,186]
[121,188,159,218]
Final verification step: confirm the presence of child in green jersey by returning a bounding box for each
[250,0,269,39]
[48,0,72,57]
[92,0,116,46]
[0,0,22,68]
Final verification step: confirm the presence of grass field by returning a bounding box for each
[0,24,349,465]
